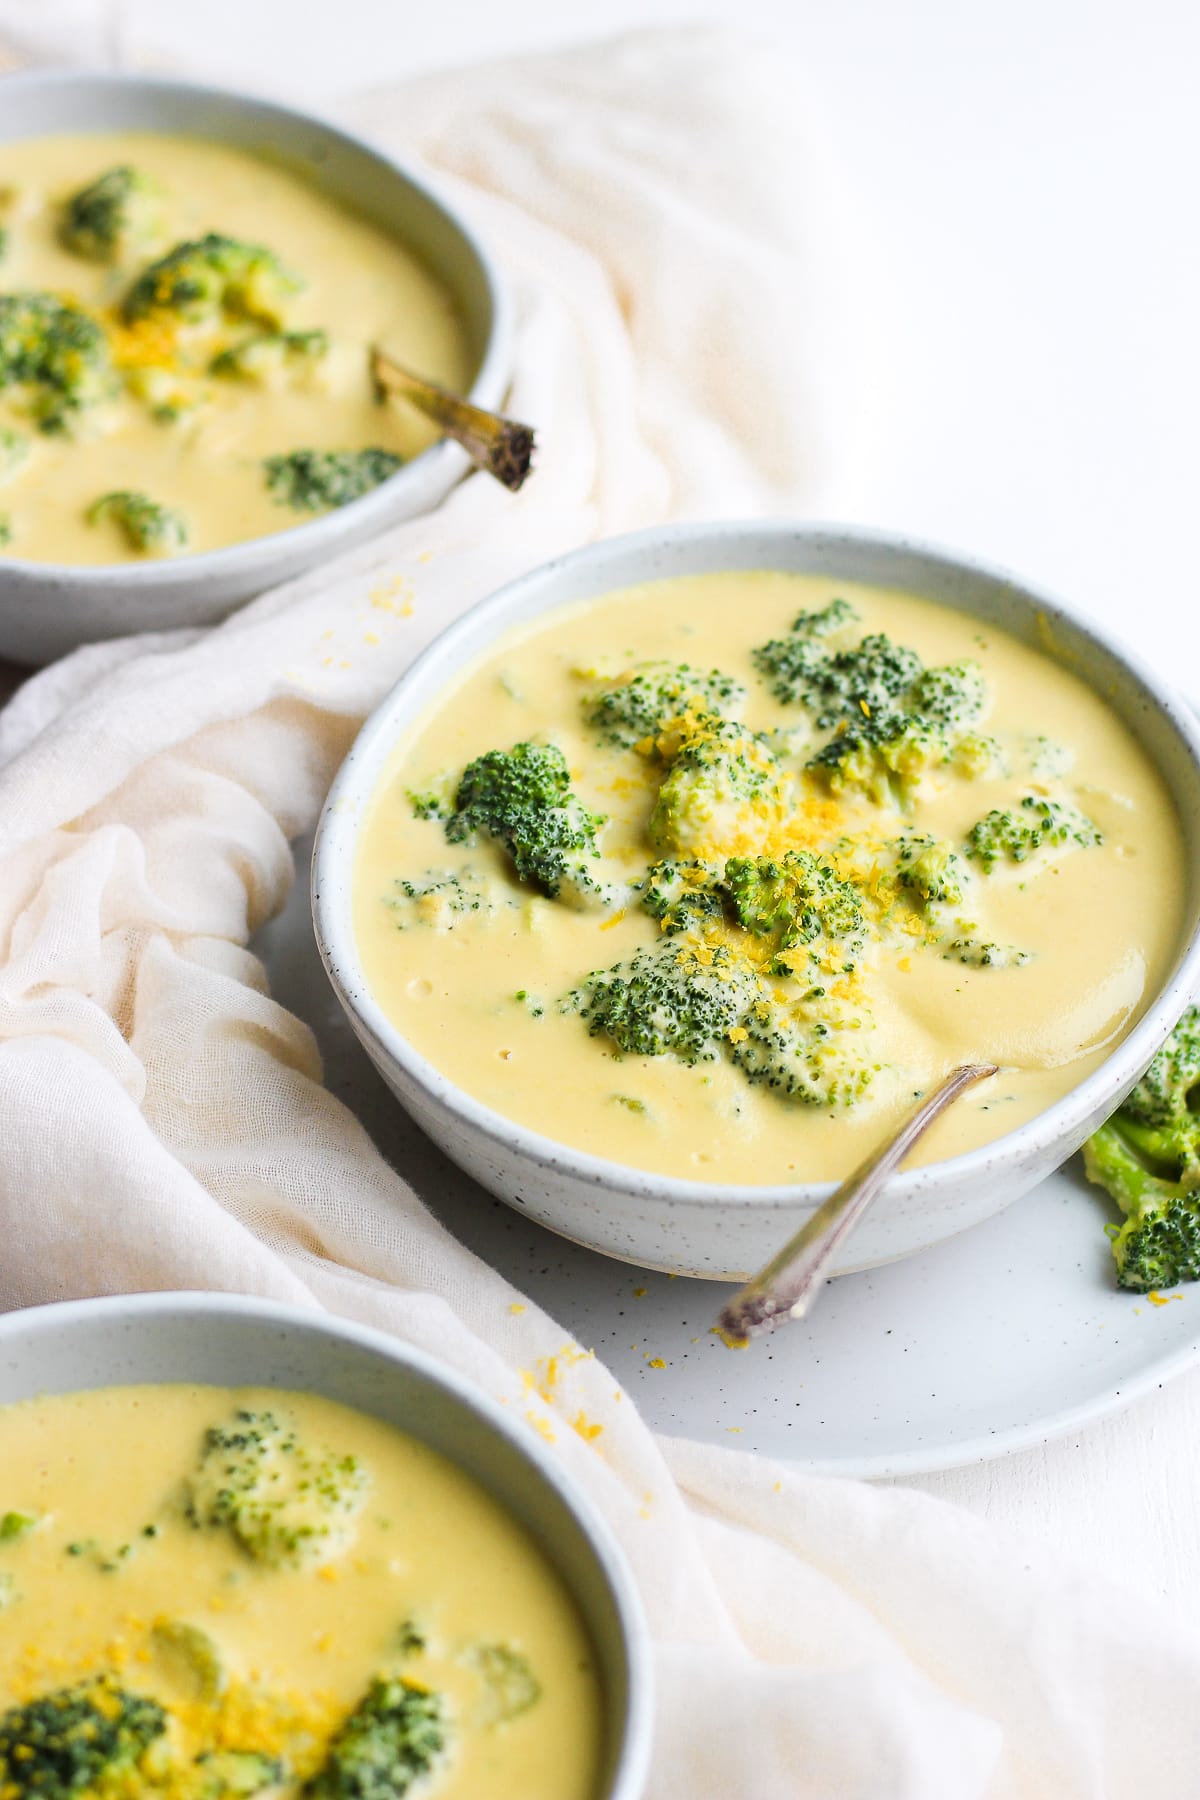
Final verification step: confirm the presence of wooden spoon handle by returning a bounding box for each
[372,347,536,493]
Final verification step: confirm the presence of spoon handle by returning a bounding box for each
[717,1062,998,1341]
[372,348,536,492]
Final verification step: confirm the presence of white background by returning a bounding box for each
[23,0,1200,1612]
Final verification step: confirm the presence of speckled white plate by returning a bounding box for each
[258,832,1200,1479]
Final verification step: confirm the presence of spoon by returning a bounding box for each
[371,347,537,493]
[716,1062,998,1342]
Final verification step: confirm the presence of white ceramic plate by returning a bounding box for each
[261,833,1200,1480]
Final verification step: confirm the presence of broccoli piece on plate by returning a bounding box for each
[58,165,164,265]
[187,1409,369,1568]
[724,850,865,976]
[1083,1004,1200,1290]
[648,715,784,858]
[437,740,613,909]
[0,1679,166,1800]
[263,448,402,514]
[580,659,746,750]
[302,1678,445,1800]
[0,293,113,435]
[211,329,329,385]
[124,233,301,329]
[964,794,1101,870]
[564,938,760,1063]
[87,489,188,557]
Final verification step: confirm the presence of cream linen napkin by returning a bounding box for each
[1,19,1199,1796]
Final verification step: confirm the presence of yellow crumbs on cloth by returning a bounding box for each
[1148,1290,1183,1307]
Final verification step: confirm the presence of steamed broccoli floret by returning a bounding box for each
[87,489,188,557]
[438,741,609,907]
[751,597,861,703]
[59,165,163,265]
[907,661,986,730]
[724,850,864,975]
[1083,1005,1200,1290]
[808,711,949,809]
[187,1409,369,1568]
[580,660,746,750]
[648,715,783,857]
[0,293,113,434]
[151,1619,227,1702]
[211,329,329,384]
[384,870,494,931]
[564,939,760,1063]
[123,233,301,329]
[263,448,402,513]
[892,834,967,907]
[943,937,1030,969]
[0,1510,38,1541]
[637,859,725,934]
[964,794,1101,869]
[0,1679,167,1800]
[950,732,1007,780]
[730,996,878,1108]
[302,1678,445,1800]
[467,1644,541,1723]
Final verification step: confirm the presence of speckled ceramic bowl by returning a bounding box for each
[311,521,1200,1280]
[0,1291,652,1800]
[0,70,512,666]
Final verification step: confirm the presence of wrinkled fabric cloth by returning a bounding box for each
[1,17,1198,1797]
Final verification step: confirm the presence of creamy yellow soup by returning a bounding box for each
[0,1385,603,1800]
[353,571,1184,1183]
[0,133,472,562]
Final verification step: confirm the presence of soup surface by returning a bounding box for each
[0,132,471,562]
[0,1384,602,1800]
[353,571,1184,1183]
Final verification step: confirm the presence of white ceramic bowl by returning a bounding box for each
[312,521,1200,1280]
[0,71,512,666]
[0,1291,652,1800]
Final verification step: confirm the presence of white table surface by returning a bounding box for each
[16,0,1200,1617]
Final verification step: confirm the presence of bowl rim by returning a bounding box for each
[0,1289,655,1800]
[311,516,1200,1213]
[0,66,513,586]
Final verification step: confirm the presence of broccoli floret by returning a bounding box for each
[0,427,29,487]
[0,293,113,434]
[808,711,949,809]
[766,629,924,727]
[730,995,879,1108]
[263,448,402,514]
[964,794,1101,870]
[637,859,725,934]
[724,850,864,976]
[892,835,967,907]
[950,732,1007,780]
[751,597,861,703]
[0,1679,167,1800]
[384,870,494,931]
[580,660,746,750]
[564,939,760,1063]
[187,1409,369,1569]
[59,165,163,265]
[196,1752,286,1799]
[907,661,986,730]
[943,937,1030,969]
[0,1511,39,1542]
[303,1678,445,1800]
[87,489,188,557]
[124,233,300,329]
[467,1645,541,1723]
[438,741,611,907]
[1083,1005,1200,1290]
[152,1619,226,1701]
[648,715,783,858]
[211,329,329,384]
